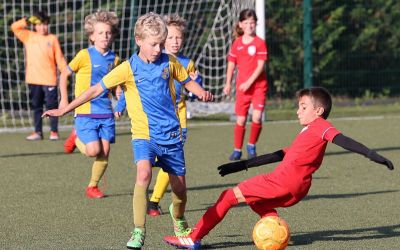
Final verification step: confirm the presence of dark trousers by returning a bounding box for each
[28,84,58,133]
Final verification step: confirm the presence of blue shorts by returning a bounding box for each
[75,117,115,144]
[132,139,186,176]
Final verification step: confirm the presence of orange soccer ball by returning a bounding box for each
[252,216,290,250]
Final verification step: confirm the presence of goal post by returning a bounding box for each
[1,0,260,131]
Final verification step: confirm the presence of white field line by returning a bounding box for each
[1,115,399,133]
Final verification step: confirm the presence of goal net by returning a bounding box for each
[1,0,255,131]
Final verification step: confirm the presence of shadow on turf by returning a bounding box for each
[200,223,400,248]
[290,223,400,246]
[0,151,67,158]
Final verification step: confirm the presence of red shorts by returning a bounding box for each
[235,80,268,116]
[237,174,300,208]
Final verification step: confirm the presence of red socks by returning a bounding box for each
[234,124,245,149]
[190,189,238,241]
[249,122,262,145]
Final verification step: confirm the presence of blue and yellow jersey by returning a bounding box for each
[68,47,120,118]
[101,52,190,144]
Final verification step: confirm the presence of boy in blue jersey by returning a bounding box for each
[43,12,213,249]
[114,14,203,217]
[58,10,120,198]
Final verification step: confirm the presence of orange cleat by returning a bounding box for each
[64,129,77,153]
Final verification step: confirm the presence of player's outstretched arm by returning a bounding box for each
[184,80,213,102]
[332,134,394,170]
[218,150,285,176]
[43,83,104,118]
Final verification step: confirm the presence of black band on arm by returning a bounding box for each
[332,133,370,156]
[247,150,285,168]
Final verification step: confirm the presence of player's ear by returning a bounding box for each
[135,36,142,47]
[316,106,325,117]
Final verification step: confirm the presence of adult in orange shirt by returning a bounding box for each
[11,11,67,140]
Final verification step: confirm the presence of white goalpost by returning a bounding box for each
[1,0,263,131]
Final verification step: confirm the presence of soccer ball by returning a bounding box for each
[252,216,290,250]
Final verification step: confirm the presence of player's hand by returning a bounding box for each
[367,150,394,170]
[223,84,231,96]
[189,71,199,81]
[28,16,41,25]
[42,108,66,118]
[114,111,122,118]
[238,81,252,92]
[218,160,248,176]
[198,91,213,102]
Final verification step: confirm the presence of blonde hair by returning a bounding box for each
[163,13,187,35]
[134,12,167,42]
[84,10,119,44]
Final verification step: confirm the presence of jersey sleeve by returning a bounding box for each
[52,35,67,72]
[10,18,31,44]
[186,60,203,86]
[100,61,131,90]
[114,55,121,67]
[68,49,86,73]
[170,56,190,84]
[256,37,268,61]
[227,39,239,63]
[315,119,341,142]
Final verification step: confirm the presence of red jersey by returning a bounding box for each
[268,118,340,199]
[227,35,268,86]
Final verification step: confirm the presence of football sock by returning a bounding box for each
[191,188,238,241]
[150,169,170,203]
[133,184,148,231]
[234,124,246,150]
[88,156,108,187]
[249,122,262,145]
[75,137,86,155]
[171,192,187,219]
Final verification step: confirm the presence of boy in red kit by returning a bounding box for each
[223,9,268,161]
[163,87,394,250]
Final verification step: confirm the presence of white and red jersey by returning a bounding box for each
[227,35,268,87]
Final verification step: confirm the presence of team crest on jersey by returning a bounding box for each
[161,67,170,79]
[248,45,256,56]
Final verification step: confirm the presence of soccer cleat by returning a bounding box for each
[229,150,242,161]
[86,186,105,198]
[126,228,145,249]
[49,131,59,141]
[169,204,192,236]
[147,202,162,216]
[26,132,43,141]
[64,129,77,153]
[163,235,201,250]
[246,144,257,159]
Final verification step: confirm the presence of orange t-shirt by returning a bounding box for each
[11,18,67,86]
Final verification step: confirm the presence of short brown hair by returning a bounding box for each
[297,87,332,119]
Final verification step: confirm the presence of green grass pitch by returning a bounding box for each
[0,116,399,249]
